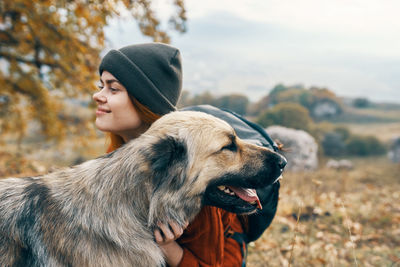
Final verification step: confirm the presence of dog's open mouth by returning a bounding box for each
[203,174,283,214]
[217,185,263,209]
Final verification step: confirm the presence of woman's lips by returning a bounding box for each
[96,108,111,116]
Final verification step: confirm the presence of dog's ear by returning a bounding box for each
[150,136,188,191]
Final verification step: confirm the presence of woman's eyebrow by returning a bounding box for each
[99,79,121,85]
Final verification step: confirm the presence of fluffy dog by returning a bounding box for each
[0,111,286,266]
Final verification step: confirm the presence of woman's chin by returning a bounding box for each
[95,119,111,132]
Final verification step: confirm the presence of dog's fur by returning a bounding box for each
[0,111,286,267]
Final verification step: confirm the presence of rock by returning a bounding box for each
[326,159,354,170]
[266,125,318,171]
[326,159,339,169]
[388,137,400,163]
[311,99,342,119]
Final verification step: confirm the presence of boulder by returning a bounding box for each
[311,99,341,119]
[388,137,400,163]
[266,126,318,171]
[326,159,354,170]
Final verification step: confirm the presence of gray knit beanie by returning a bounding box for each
[99,43,182,115]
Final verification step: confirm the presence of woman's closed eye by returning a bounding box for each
[97,84,119,93]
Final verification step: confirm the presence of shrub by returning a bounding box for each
[353,98,370,108]
[256,103,312,131]
[346,135,387,156]
[333,126,351,141]
[322,132,346,156]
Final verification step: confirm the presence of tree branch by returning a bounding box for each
[0,51,69,73]
[0,29,19,45]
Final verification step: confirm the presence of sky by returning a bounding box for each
[105,0,400,103]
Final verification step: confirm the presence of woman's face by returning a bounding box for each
[93,71,145,141]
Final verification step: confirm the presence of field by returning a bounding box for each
[334,105,400,143]
[247,157,400,267]
[246,104,400,266]
[0,103,399,266]
[338,122,400,143]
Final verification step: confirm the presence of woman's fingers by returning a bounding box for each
[158,223,175,241]
[154,228,164,243]
[154,220,189,244]
[168,221,183,236]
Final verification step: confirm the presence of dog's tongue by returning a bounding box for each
[228,186,262,210]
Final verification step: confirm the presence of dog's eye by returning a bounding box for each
[221,141,237,152]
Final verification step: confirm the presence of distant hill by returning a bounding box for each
[179,84,400,124]
[249,84,343,120]
[249,84,400,124]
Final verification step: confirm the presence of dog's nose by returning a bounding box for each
[278,155,287,170]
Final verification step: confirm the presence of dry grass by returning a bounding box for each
[247,157,400,266]
[339,122,400,143]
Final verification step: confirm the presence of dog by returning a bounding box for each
[0,111,286,266]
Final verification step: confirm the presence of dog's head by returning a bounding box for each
[132,111,286,225]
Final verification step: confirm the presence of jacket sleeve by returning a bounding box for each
[176,206,243,267]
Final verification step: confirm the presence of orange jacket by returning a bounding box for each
[176,206,244,267]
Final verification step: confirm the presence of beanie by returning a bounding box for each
[99,43,182,115]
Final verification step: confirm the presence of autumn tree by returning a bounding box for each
[0,0,186,142]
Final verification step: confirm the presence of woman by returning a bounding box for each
[93,43,244,266]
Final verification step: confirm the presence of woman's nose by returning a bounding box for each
[93,90,106,103]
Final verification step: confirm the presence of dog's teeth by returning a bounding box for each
[226,188,235,196]
[218,186,236,196]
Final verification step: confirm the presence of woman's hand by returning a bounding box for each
[154,221,189,245]
[154,221,189,267]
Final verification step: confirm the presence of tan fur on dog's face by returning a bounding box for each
[146,111,238,190]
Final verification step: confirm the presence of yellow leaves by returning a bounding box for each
[1,98,28,142]
[74,3,89,19]
[33,90,65,140]
[0,152,44,178]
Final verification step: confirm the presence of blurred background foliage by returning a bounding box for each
[0,0,186,143]
[179,85,399,159]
